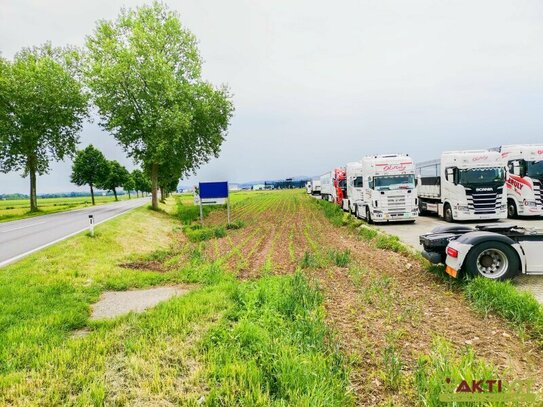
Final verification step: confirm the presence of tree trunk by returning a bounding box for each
[128,190,131,199]
[151,163,159,210]
[113,188,118,201]
[90,183,95,205]
[29,156,38,212]
[136,190,139,198]
[160,186,165,203]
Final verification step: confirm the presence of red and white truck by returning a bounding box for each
[491,145,543,218]
[320,168,345,204]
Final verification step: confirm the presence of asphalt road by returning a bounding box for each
[0,197,149,267]
[375,214,543,303]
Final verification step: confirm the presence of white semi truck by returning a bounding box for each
[320,171,334,202]
[353,154,418,223]
[342,162,363,213]
[417,150,507,222]
[310,179,321,195]
[491,145,543,218]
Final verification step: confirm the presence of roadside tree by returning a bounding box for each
[123,175,136,199]
[70,145,108,205]
[85,2,233,210]
[0,44,88,211]
[98,160,129,201]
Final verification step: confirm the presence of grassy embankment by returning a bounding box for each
[0,191,350,405]
[0,194,133,223]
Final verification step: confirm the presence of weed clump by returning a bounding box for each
[226,220,245,230]
[183,224,226,242]
[329,249,350,267]
[359,226,378,241]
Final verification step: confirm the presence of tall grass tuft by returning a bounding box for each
[201,271,351,405]
[415,338,498,406]
[464,277,543,332]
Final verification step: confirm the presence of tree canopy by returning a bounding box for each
[70,145,109,205]
[85,2,233,209]
[0,44,88,211]
[97,160,129,201]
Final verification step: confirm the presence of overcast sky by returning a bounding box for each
[1,0,543,194]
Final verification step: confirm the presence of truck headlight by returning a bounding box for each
[524,200,537,207]
[457,205,469,212]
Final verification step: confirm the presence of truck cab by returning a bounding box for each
[343,162,364,212]
[417,150,507,222]
[493,145,543,218]
[355,154,418,223]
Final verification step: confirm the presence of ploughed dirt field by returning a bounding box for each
[193,190,543,405]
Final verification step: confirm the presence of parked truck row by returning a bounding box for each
[308,144,543,223]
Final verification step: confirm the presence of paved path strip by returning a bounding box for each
[91,286,190,320]
[0,197,150,267]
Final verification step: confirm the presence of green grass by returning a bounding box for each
[0,191,354,404]
[183,224,227,242]
[201,271,351,405]
[464,277,543,338]
[0,194,132,222]
[415,338,499,406]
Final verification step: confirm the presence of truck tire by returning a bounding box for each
[444,203,454,223]
[507,199,518,219]
[464,241,520,280]
[366,207,373,224]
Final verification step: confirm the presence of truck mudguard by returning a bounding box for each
[455,231,516,246]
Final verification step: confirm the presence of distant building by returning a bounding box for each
[252,184,266,190]
[229,183,241,191]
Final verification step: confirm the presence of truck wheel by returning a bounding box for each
[366,207,374,224]
[444,203,454,223]
[507,199,518,218]
[464,241,520,280]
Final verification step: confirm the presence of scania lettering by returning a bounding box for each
[491,145,543,218]
[416,150,507,222]
[354,154,418,223]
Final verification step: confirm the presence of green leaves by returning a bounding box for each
[0,43,88,210]
[71,145,109,188]
[85,2,234,209]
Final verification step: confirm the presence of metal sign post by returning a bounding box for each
[227,196,231,225]
[196,181,231,226]
[88,214,95,237]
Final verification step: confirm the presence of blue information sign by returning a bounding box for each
[199,181,229,199]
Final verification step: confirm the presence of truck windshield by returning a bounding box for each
[526,161,543,179]
[374,175,415,191]
[458,167,505,186]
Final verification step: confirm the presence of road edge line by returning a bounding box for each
[0,205,143,268]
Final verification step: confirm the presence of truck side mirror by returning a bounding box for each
[445,168,455,183]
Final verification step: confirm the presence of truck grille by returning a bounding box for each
[387,195,406,213]
[465,187,503,214]
[534,180,542,207]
